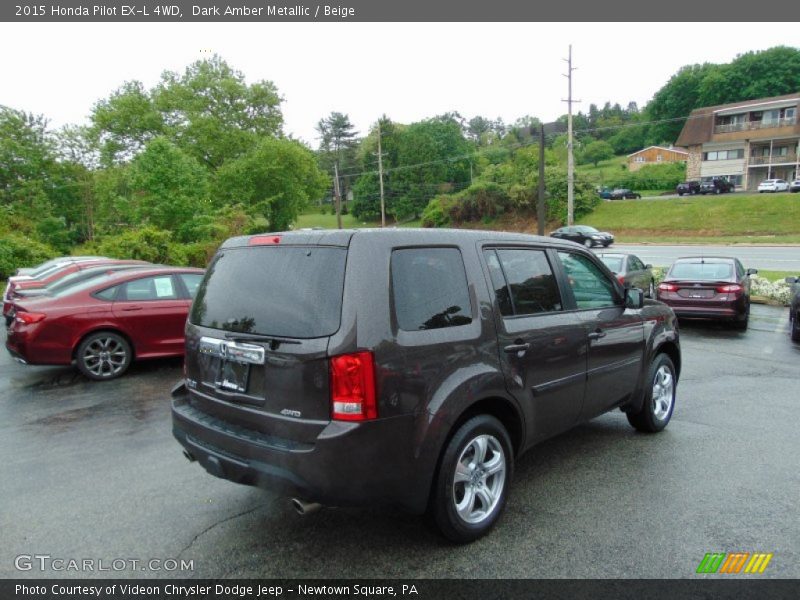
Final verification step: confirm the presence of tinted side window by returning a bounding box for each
[179,273,204,299]
[494,249,562,316]
[629,256,644,271]
[94,285,119,301]
[484,250,513,317]
[123,276,178,301]
[558,252,618,309]
[391,248,472,331]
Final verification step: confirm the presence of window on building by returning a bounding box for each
[657,154,663,162]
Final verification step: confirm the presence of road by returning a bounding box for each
[1,305,798,579]
[606,244,800,272]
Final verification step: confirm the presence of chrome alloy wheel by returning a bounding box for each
[82,336,128,378]
[651,364,674,420]
[452,434,506,524]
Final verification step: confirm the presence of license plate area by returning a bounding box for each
[198,337,266,396]
[678,289,714,299]
[215,359,250,393]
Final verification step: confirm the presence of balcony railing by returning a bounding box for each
[748,153,798,166]
[714,117,797,134]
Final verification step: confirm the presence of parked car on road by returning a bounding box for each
[785,276,800,342]
[550,225,614,248]
[172,229,680,542]
[609,188,641,200]
[758,179,789,193]
[676,181,701,196]
[788,179,800,193]
[597,187,613,199]
[6,266,205,380]
[597,253,656,298]
[700,178,735,195]
[656,257,756,329]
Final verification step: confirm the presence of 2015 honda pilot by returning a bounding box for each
[172,229,680,542]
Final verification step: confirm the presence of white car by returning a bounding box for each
[757,179,789,193]
[790,179,800,193]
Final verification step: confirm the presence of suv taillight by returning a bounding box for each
[330,351,377,421]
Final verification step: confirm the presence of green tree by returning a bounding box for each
[214,138,327,231]
[129,137,211,237]
[580,140,615,166]
[316,112,359,209]
[90,56,283,169]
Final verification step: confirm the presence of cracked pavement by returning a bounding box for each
[1,304,798,579]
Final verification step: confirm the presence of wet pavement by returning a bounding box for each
[1,304,799,579]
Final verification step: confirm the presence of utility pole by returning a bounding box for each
[562,44,580,226]
[377,121,386,227]
[537,123,546,236]
[333,163,343,229]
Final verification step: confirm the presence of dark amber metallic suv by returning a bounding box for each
[172,229,681,542]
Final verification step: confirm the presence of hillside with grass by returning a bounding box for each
[577,193,800,244]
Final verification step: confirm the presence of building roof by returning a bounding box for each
[675,92,800,147]
[626,145,688,158]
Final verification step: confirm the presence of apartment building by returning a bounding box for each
[676,93,799,190]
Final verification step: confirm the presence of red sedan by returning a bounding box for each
[3,258,148,320]
[656,257,757,330]
[6,266,204,380]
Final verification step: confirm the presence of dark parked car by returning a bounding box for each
[656,257,756,329]
[6,266,205,380]
[610,188,641,200]
[786,276,800,342]
[597,187,613,199]
[550,225,614,248]
[676,181,700,196]
[172,229,680,542]
[700,178,735,195]
[597,253,656,298]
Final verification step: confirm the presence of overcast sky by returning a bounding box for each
[1,22,797,146]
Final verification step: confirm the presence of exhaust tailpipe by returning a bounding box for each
[182,450,196,462]
[291,498,322,516]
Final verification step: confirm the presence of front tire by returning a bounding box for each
[791,313,800,343]
[76,331,132,381]
[626,354,676,433]
[430,415,513,543]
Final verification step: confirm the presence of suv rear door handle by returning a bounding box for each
[587,330,606,340]
[504,342,530,354]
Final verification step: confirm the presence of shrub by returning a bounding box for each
[94,227,174,264]
[0,235,56,279]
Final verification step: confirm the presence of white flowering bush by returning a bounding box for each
[749,275,793,305]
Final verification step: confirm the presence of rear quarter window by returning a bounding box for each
[391,248,472,331]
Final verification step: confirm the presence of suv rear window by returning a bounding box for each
[189,246,347,338]
[391,248,472,331]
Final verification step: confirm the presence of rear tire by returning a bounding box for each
[430,415,513,543]
[626,354,676,433]
[76,331,132,381]
[732,302,750,331]
[791,314,800,343]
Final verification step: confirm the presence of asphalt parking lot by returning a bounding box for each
[1,304,798,579]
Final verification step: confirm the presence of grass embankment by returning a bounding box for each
[578,193,800,244]
[294,211,421,229]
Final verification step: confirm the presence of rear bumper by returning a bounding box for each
[171,383,431,513]
[667,305,740,320]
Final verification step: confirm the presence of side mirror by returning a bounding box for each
[625,287,644,309]
[785,276,799,284]
[746,268,758,276]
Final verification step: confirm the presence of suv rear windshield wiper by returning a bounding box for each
[223,331,302,348]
